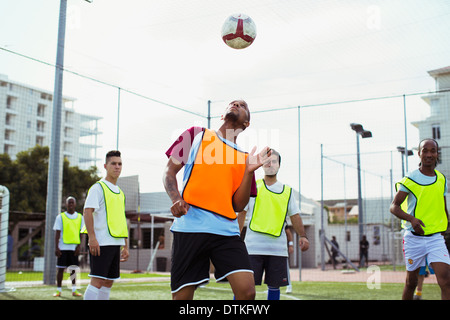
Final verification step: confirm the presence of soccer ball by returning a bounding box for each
[221,14,257,49]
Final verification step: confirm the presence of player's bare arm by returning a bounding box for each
[232,146,271,212]
[290,214,309,251]
[390,190,426,234]
[163,156,190,217]
[237,210,247,232]
[83,207,100,256]
[233,171,255,212]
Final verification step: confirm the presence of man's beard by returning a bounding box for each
[224,111,239,122]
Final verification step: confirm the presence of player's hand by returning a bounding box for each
[246,146,271,173]
[171,199,190,218]
[120,247,129,262]
[89,238,100,256]
[288,245,294,254]
[411,217,426,235]
[55,247,62,257]
[299,237,310,252]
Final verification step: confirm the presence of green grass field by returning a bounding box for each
[0,271,443,300]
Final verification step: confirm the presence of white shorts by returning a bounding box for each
[403,231,450,271]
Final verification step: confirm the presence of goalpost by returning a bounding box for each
[0,185,14,292]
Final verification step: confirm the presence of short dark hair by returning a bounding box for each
[418,138,439,150]
[418,138,439,166]
[244,101,251,123]
[105,150,121,163]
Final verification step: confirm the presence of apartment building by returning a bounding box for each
[413,66,450,178]
[0,74,101,169]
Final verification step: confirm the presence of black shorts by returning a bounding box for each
[249,255,289,288]
[56,250,79,268]
[89,246,121,280]
[171,232,253,293]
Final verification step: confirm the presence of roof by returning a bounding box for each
[428,66,450,77]
[140,192,173,214]
[0,73,77,102]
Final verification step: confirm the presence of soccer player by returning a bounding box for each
[414,260,434,300]
[163,99,271,300]
[52,196,84,297]
[238,149,309,300]
[390,138,450,300]
[83,150,129,300]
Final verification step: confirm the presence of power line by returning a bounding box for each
[0,46,205,118]
[3,46,450,119]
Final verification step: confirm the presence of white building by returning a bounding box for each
[0,74,101,169]
[413,66,450,178]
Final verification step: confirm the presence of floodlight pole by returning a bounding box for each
[117,87,121,149]
[403,95,409,173]
[397,146,413,177]
[43,0,67,285]
[355,131,363,242]
[350,123,372,244]
[297,106,302,281]
[207,100,211,129]
[43,0,92,285]
[320,144,325,271]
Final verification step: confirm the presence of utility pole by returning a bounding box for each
[43,0,92,285]
[43,0,67,285]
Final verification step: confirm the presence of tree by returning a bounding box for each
[62,158,100,212]
[0,145,100,213]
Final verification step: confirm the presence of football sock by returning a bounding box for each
[83,284,99,300]
[98,286,112,300]
[267,287,280,300]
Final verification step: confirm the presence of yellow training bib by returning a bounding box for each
[396,170,448,235]
[249,179,292,237]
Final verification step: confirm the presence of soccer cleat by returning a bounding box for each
[413,291,422,300]
[72,290,83,297]
[53,291,62,297]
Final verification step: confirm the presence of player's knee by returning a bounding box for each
[437,271,450,289]
[405,274,418,289]
[235,286,255,300]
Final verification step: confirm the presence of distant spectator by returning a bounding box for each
[359,235,369,268]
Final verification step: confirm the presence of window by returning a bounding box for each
[4,129,12,141]
[37,120,45,132]
[4,144,13,155]
[5,114,14,126]
[6,96,15,109]
[432,124,441,140]
[37,104,46,117]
